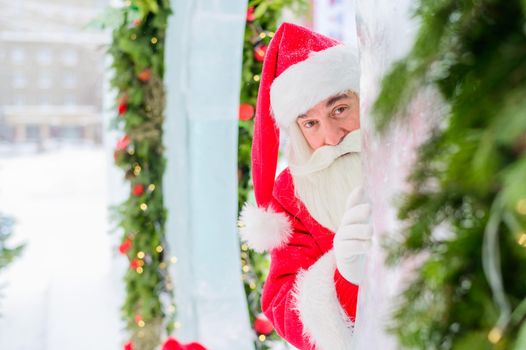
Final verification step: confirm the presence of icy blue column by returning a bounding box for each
[163,1,254,349]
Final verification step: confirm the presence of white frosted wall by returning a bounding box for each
[163,1,254,349]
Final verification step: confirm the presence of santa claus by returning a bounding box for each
[239,22,372,349]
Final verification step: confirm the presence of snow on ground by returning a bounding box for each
[0,146,126,350]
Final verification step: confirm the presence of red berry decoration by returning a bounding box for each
[254,45,267,62]
[238,103,255,121]
[118,102,127,116]
[132,184,145,197]
[254,313,273,335]
[124,341,133,350]
[246,7,255,22]
[130,259,141,269]
[119,238,133,255]
[132,19,141,27]
[116,135,130,151]
[138,68,152,82]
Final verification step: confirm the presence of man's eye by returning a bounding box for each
[333,106,348,116]
[303,120,317,128]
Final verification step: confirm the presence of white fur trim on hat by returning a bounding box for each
[270,45,360,129]
[293,250,355,350]
[238,203,293,253]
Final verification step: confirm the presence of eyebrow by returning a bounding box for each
[296,93,350,120]
[325,93,349,108]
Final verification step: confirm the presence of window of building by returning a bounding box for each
[10,48,26,65]
[63,74,77,89]
[61,49,79,66]
[65,94,76,106]
[13,74,27,89]
[36,49,53,66]
[38,74,53,89]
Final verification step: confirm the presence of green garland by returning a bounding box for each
[107,1,174,349]
[373,1,526,349]
[237,1,307,349]
[0,213,24,311]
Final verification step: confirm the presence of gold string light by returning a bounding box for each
[159,262,167,269]
[253,75,260,82]
[259,32,267,39]
[518,233,526,247]
[148,184,156,191]
[151,37,158,44]
[155,245,163,253]
[140,203,148,211]
[241,243,249,251]
[133,164,142,175]
[488,327,502,344]
[136,267,144,274]
[137,251,145,259]
[137,320,145,328]
[131,33,137,40]
[258,335,266,342]
[170,256,178,264]
[249,281,256,290]
[173,321,182,329]
[516,199,526,215]
[242,265,250,273]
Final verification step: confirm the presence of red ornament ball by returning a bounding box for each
[119,238,133,255]
[138,68,152,82]
[118,103,127,116]
[254,313,273,335]
[162,337,207,350]
[132,184,145,197]
[254,45,267,62]
[246,7,255,22]
[238,103,255,121]
[124,341,133,350]
[130,259,141,269]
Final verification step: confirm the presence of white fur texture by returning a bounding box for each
[294,251,355,349]
[270,45,360,129]
[238,204,293,253]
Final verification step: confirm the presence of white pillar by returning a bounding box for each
[163,1,254,349]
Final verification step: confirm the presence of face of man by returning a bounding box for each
[296,92,360,150]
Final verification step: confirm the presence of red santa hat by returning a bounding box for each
[253,22,359,208]
[240,23,360,252]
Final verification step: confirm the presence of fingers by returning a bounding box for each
[345,185,364,209]
[334,238,371,256]
[340,203,370,225]
[336,223,372,241]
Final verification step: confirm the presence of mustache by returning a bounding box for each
[290,130,362,177]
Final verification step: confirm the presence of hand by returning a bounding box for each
[333,186,372,285]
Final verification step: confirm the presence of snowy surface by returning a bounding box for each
[0,146,125,350]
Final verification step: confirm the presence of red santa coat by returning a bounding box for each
[241,168,359,349]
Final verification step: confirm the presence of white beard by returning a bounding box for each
[286,129,363,232]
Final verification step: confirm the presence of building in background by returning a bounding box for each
[0,0,107,146]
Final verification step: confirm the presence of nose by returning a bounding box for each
[323,123,347,146]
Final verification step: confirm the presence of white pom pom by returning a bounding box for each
[238,203,293,253]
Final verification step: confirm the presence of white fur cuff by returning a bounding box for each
[270,45,360,129]
[238,203,293,253]
[294,251,354,349]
